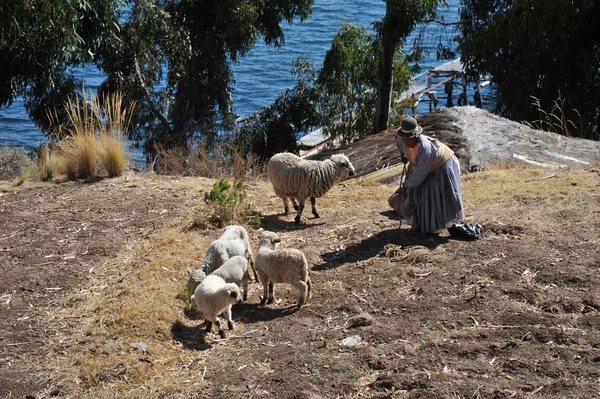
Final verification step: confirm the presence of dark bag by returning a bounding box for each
[387,187,406,215]
[448,223,482,241]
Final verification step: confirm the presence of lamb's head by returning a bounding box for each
[330,154,356,178]
[187,267,207,297]
[258,231,280,250]
[223,283,243,304]
[189,294,200,313]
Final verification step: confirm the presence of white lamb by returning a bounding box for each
[211,255,250,301]
[187,225,258,296]
[267,152,356,224]
[255,231,312,308]
[190,274,243,340]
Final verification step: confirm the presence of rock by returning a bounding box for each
[347,312,374,328]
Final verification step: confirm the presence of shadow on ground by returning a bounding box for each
[314,227,449,271]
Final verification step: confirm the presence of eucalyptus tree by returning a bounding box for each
[0,0,120,131]
[458,0,600,138]
[233,58,320,162]
[317,24,410,144]
[372,0,445,134]
[97,0,315,157]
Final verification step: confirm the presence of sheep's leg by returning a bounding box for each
[292,198,299,211]
[306,276,313,301]
[242,278,249,302]
[282,198,291,216]
[294,199,306,225]
[259,273,270,305]
[214,319,227,339]
[310,197,320,218]
[267,282,275,304]
[223,304,234,331]
[292,280,309,308]
[204,320,213,334]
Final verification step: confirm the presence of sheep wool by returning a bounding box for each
[211,255,250,301]
[255,231,312,308]
[267,152,356,224]
[187,225,258,296]
[190,274,242,340]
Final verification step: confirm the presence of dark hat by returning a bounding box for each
[396,117,423,138]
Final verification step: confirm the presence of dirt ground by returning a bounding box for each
[1,166,600,398]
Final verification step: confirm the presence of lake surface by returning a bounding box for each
[0,0,489,154]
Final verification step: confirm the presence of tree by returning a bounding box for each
[372,0,444,134]
[458,0,600,138]
[97,0,315,158]
[317,24,410,144]
[0,0,120,130]
[233,58,320,162]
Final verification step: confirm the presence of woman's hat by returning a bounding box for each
[396,117,423,138]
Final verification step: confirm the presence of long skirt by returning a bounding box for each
[401,155,464,233]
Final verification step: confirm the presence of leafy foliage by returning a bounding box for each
[203,178,248,227]
[97,0,315,159]
[233,57,320,162]
[0,0,120,127]
[458,0,600,138]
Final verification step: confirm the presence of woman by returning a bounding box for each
[395,117,464,234]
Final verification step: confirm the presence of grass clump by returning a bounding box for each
[47,90,133,180]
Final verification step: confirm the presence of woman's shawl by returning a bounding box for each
[396,135,455,188]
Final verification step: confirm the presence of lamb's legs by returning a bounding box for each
[282,198,291,216]
[241,278,249,301]
[310,197,320,218]
[292,280,310,308]
[223,305,234,331]
[259,272,270,305]
[292,198,299,211]
[294,199,306,225]
[267,282,275,304]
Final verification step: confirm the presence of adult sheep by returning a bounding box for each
[255,231,312,308]
[190,274,243,340]
[186,225,258,296]
[267,152,356,224]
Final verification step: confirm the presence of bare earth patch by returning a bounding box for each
[1,166,600,399]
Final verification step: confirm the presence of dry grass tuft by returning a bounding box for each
[47,89,133,180]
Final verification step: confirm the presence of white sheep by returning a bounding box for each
[255,231,312,308]
[267,152,356,224]
[190,274,243,340]
[211,255,250,301]
[187,225,258,296]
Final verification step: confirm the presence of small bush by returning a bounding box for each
[203,178,248,227]
[0,145,34,181]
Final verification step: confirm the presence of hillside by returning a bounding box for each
[1,111,599,399]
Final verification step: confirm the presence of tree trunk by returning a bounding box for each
[373,39,396,134]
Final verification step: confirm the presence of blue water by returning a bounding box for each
[0,0,484,154]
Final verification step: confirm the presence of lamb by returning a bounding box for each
[267,152,356,224]
[211,255,250,301]
[190,274,243,340]
[254,231,312,308]
[187,225,258,296]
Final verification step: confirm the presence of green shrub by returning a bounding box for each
[204,179,247,227]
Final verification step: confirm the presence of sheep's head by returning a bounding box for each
[224,283,243,304]
[258,231,280,250]
[330,154,356,178]
[187,267,206,292]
